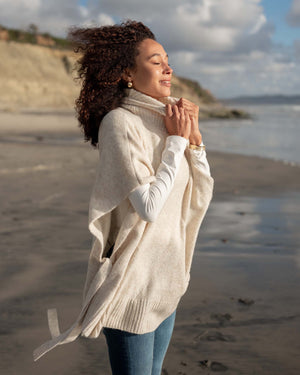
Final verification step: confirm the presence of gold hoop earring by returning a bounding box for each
[127,81,133,88]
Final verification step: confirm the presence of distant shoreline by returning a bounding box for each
[220,94,300,105]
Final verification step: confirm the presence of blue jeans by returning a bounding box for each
[103,310,176,375]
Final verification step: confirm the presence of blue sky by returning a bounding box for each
[262,0,300,45]
[1,0,300,98]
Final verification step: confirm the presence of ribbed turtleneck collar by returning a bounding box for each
[121,89,178,117]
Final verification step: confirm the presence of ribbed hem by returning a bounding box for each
[101,294,182,334]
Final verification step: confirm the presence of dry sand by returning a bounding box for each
[0,110,300,374]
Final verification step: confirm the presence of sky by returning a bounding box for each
[0,0,300,98]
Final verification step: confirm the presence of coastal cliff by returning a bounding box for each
[0,40,247,118]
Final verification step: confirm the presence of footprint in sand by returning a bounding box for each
[198,360,228,372]
[194,330,236,343]
[210,313,233,326]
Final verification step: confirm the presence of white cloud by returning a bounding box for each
[97,13,114,26]
[142,0,269,54]
[287,0,300,27]
[196,50,300,98]
[78,5,89,19]
[0,0,41,10]
[249,13,267,34]
[166,40,300,98]
[0,0,299,98]
[0,0,76,35]
[0,0,40,31]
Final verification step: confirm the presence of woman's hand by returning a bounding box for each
[177,98,202,145]
[164,104,191,140]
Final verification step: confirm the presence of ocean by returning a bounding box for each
[200,102,300,165]
[197,102,300,293]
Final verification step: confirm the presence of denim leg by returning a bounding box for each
[103,327,154,375]
[151,310,176,375]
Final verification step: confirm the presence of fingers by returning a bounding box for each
[166,101,200,143]
[190,114,198,129]
[166,104,186,121]
[166,104,187,120]
[185,109,191,133]
[164,104,191,139]
[177,98,199,116]
[175,106,187,126]
[166,103,173,118]
[167,102,196,117]
[179,106,185,121]
[177,97,195,108]
[172,104,180,118]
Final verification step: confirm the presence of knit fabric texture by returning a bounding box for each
[33,89,214,361]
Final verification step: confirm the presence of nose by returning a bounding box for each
[164,63,173,75]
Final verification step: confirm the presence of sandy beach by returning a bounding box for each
[1,109,300,375]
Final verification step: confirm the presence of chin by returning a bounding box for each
[158,89,171,98]
[147,88,171,100]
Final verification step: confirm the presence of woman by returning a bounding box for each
[34,20,214,374]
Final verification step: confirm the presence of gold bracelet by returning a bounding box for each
[189,144,206,151]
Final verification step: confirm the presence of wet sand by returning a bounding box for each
[0,110,300,374]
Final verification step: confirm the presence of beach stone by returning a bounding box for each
[238,298,255,306]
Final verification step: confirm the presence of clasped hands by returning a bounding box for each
[164,98,202,146]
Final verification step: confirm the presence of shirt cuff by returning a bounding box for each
[189,150,211,176]
[166,135,189,150]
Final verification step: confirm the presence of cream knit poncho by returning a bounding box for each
[33,89,214,361]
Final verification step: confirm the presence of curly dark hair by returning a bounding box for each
[68,20,155,146]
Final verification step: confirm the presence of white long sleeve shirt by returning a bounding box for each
[129,135,211,222]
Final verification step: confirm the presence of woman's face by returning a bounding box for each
[128,38,173,99]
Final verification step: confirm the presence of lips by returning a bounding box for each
[160,80,171,87]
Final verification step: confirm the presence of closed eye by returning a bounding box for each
[153,62,171,67]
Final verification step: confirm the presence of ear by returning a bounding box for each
[122,68,132,82]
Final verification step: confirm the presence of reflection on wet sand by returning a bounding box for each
[200,193,300,259]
